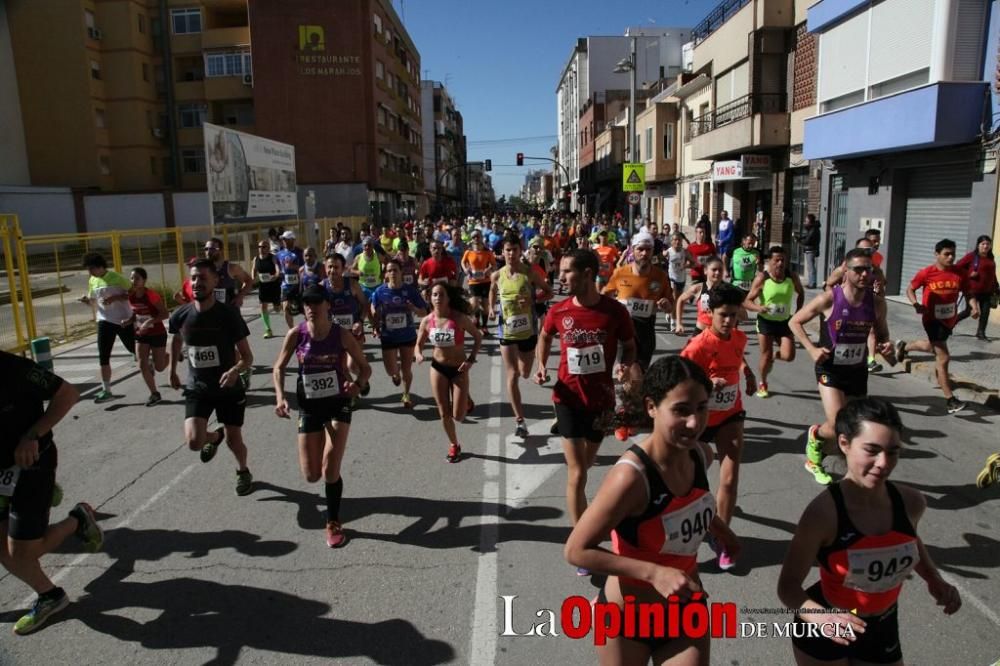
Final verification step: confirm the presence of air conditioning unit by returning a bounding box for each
[88,27,103,40]
[242,73,253,86]
[152,128,164,139]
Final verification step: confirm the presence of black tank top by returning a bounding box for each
[216,260,238,303]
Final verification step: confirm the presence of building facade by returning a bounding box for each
[421,80,466,217]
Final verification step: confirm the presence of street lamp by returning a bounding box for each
[614,35,638,235]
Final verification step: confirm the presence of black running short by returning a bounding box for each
[0,443,57,541]
[380,336,416,351]
[297,396,353,433]
[699,410,745,443]
[633,318,656,371]
[259,282,281,306]
[97,320,135,366]
[792,582,902,664]
[555,402,605,443]
[815,363,868,397]
[756,317,793,339]
[135,333,167,348]
[184,389,247,427]
[922,319,953,343]
[469,283,490,299]
[499,335,537,353]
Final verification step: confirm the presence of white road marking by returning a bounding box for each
[469,354,503,666]
[21,463,196,607]
[940,572,1000,628]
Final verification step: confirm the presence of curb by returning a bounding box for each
[899,358,999,412]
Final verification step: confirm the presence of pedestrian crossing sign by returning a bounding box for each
[622,163,645,192]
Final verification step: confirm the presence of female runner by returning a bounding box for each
[273,285,371,548]
[566,356,740,665]
[778,397,960,665]
[414,283,482,463]
[126,267,169,406]
[673,256,725,335]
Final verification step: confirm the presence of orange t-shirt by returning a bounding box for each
[604,265,669,320]
[595,245,619,279]
[681,327,747,425]
[462,249,495,284]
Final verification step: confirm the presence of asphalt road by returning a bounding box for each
[1,305,998,665]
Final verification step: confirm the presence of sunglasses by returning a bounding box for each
[848,265,872,274]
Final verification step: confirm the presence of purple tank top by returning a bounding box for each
[821,286,875,367]
[295,322,348,399]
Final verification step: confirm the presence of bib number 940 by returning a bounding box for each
[661,494,716,556]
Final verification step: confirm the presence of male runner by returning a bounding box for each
[742,246,804,397]
[790,248,893,484]
[276,231,305,330]
[79,252,135,403]
[593,230,619,290]
[535,249,638,542]
[730,233,761,292]
[687,225,716,284]
[169,259,255,496]
[824,237,888,372]
[202,237,252,308]
[895,238,979,414]
[0,352,103,635]
[251,240,281,339]
[418,239,459,294]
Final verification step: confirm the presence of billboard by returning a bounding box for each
[203,123,298,225]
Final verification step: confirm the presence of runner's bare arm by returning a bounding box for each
[790,291,833,356]
[169,334,183,388]
[742,273,768,313]
[791,272,806,310]
[529,267,553,301]
[340,327,371,391]
[824,263,846,290]
[272,328,298,416]
[533,328,554,384]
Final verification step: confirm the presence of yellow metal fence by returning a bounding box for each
[1,215,367,353]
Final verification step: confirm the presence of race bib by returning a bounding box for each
[567,344,606,375]
[188,345,219,368]
[430,327,455,347]
[214,288,227,303]
[661,493,716,557]
[470,270,486,281]
[135,315,152,328]
[934,303,956,320]
[624,298,654,319]
[697,255,710,265]
[403,274,414,285]
[709,384,738,410]
[699,293,711,311]
[767,303,788,317]
[0,466,20,497]
[284,273,300,285]
[361,274,378,287]
[386,312,408,331]
[303,371,341,399]
[332,314,354,329]
[833,342,866,366]
[844,542,920,594]
[504,314,531,336]
[259,273,275,283]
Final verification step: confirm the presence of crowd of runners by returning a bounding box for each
[2,211,998,664]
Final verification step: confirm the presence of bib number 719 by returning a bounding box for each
[568,344,606,375]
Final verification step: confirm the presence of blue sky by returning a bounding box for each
[398,0,721,197]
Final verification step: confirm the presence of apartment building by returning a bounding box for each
[803,0,997,294]
[634,87,681,227]
[3,0,425,223]
[421,81,466,217]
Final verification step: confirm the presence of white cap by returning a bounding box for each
[632,231,654,248]
[280,231,296,240]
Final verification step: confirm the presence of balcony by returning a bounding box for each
[803,82,989,160]
[692,0,752,45]
[689,92,789,160]
[201,26,250,50]
[205,75,252,100]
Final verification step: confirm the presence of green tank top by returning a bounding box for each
[497,265,534,340]
[758,273,795,321]
[357,253,382,288]
[731,247,759,287]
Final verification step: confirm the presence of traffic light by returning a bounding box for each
[484,159,492,171]
[516,152,524,166]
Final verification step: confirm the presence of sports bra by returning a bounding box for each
[612,444,715,587]
[817,482,919,616]
[427,312,464,348]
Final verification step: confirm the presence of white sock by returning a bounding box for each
[102,380,110,392]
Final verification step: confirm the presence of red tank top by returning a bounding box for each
[427,312,464,348]
[817,482,919,616]
[612,445,715,587]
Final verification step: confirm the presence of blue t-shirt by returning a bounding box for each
[717,219,736,251]
[371,283,426,344]
[521,226,538,244]
[275,247,304,291]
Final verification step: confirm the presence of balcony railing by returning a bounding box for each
[688,92,787,140]
[691,0,752,45]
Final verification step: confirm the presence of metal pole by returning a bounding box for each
[628,36,637,236]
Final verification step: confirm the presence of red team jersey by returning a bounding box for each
[687,242,716,281]
[681,327,747,425]
[418,256,458,284]
[543,296,635,412]
[128,288,166,336]
[910,264,968,329]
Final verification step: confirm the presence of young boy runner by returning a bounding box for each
[895,238,979,414]
[681,283,757,570]
[742,246,804,397]
[790,248,894,485]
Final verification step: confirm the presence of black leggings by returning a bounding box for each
[97,320,135,366]
[958,293,993,336]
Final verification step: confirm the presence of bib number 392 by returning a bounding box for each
[568,344,606,375]
[0,466,21,497]
[303,371,341,399]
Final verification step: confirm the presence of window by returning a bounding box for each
[138,14,146,33]
[205,51,251,77]
[85,10,96,29]
[178,103,206,128]
[176,56,204,82]
[644,127,653,163]
[90,60,101,80]
[380,151,388,169]
[433,96,441,113]
[99,155,112,175]
[181,149,204,173]
[662,122,674,160]
[377,106,386,126]
[386,72,394,91]
[142,62,149,82]
[373,14,382,34]
[171,8,201,35]
[95,108,106,128]
[221,103,254,126]
[375,60,384,80]
[384,28,392,45]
